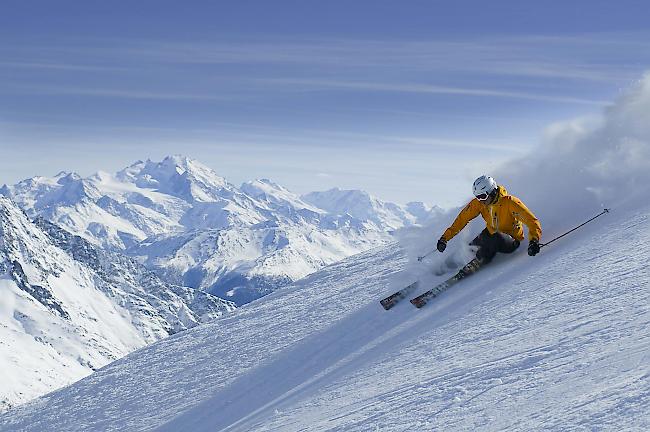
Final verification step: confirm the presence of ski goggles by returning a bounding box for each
[475,192,490,201]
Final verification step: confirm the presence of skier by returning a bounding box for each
[436,175,542,276]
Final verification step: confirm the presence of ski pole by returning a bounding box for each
[417,249,437,262]
[540,208,610,249]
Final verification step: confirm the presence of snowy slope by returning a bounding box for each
[1,200,647,431]
[3,156,438,305]
[0,197,234,412]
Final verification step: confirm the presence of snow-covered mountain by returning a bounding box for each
[2,156,438,305]
[0,196,234,411]
[303,188,440,230]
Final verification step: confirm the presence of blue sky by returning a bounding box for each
[2,0,650,207]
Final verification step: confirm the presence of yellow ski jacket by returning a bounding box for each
[442,186,542,242]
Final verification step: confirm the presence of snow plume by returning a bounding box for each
[392,221,477,291]
[394,73,650,285]
[498,73,650,231]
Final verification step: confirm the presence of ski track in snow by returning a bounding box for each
[1,207,649,431]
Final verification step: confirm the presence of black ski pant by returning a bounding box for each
[471,228,520,263]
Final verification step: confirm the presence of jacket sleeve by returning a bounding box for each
[442,200,481,241]
[509,196,542,241]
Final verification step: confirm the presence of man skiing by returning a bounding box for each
[436,175,542,276]
[381,176,544,310]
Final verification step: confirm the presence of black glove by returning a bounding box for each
[528,240,540,256]
[437,237,447,253]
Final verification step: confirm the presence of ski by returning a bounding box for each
[380,281,419,310]
[410,258,483,308]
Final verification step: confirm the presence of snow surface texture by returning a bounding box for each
[2,156,440,305]
[0,197,234,411]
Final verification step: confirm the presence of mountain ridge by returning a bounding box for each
[0,196,235,411]
[2,155,440,305]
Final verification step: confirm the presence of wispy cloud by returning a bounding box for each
[256,78,610,106]
[5,33,648,82]
[152,34,647,81]
[5,84,236,101]
[3,76,610,106]
[103,34,649,81]
[0,61,128,72]
[3,32,648,112]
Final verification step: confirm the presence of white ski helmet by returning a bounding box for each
[472,175,497,200]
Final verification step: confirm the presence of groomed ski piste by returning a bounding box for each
[1,76,650,431]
